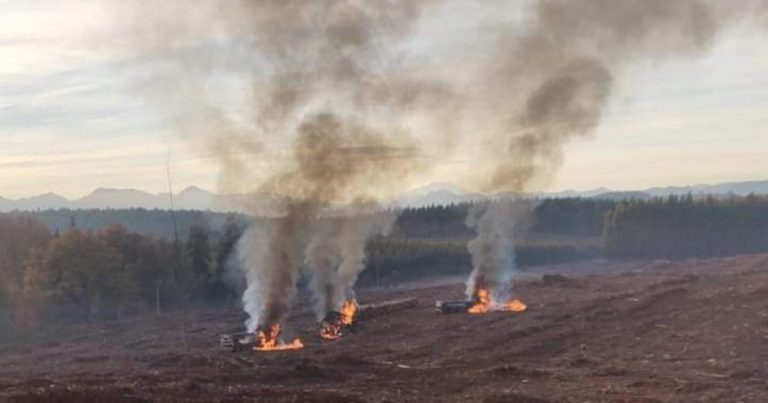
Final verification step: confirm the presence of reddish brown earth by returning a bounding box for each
[2,255,768,402]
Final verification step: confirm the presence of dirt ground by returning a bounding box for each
[2,255,767,402]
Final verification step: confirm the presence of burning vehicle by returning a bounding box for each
[436,283,526,315]
[220,297,417,352]
[254,323,304,351]
[220,324,304,352]
[320,300,357,341]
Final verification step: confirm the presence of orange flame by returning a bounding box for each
[505,299,527,312]
[341,300,357,326]
[468,289,492,314]
[320,321,342,340]
[320,300,357,341]
[255,324,304,351]
[468,288,527,314]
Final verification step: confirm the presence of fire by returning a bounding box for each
[341,300,357,326]
[505,299,527,312]
[468,288,527,314]
[254,324,304,351]
[468,289,492,314]
[320,319,342,340]
[320,300,357,341]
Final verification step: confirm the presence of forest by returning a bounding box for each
[605,194,768,260]
[3,195,768,337]
[0,215,243,337]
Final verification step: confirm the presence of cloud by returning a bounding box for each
[0,0,766,199]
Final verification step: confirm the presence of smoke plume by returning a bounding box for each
[305,203,395,320]
[116,0,763,324]
[461,0,740,300]
[464,199,539,301]
[337,205,397,304]
[144,0,438,331]
[305,218,342,320]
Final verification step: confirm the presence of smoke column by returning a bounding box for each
[464,202,519,302]
[461,0,748,300]
[337,205,397,305]
[305,203,395,320]
[115,1,765,324]
[305,218,341,320]
[143,1,442,331]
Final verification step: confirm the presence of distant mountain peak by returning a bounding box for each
[179,185,213,195]
[1,179,767,212]
[23,192,68,201]
[90,187,152,195]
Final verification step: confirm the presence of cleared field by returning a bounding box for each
[2,255,767,402]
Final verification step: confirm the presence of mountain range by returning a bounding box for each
[2,179,767,213]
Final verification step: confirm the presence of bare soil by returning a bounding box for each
[2,255,768,402]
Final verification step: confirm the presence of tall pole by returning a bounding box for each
[166,145,182,289]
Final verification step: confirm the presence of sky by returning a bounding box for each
[1,1,767,199]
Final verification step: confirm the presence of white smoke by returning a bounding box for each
[337,208,397,304]
[305,219,342,320]
[113,0,767,327]
[305,205,396,320]
[237,223,272,333]
[465,201,529,302]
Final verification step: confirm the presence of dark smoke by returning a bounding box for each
[181,1,441,331]
[116,0,763,325]
[463,0,738,300]
[481,0,719,193]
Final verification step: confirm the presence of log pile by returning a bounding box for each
[355,297,418,321]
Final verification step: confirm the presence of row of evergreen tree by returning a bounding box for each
[8,194,767,334]
[25,208,248,240]
[392,198,614,239]
[1,199,611,334]
[605,194,768,260]
[20,197,615,241]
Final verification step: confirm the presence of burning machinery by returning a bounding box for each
[320,300,357,341]
[436,288,526,314]
[220,324,303,352]
[220,332,255,352]
[220,297,418,351]
[319,297,418,340]
[219,291,523,351]
[434,299,473,314]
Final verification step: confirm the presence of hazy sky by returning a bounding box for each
[1,1,767,199]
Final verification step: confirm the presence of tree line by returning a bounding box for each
[22,198,615,242]
[0,215,243,337]
[16,194,767,334]
[1,199,610,335]
[24,208,249,240]
[605,194,768,260]
[393,198,614,239]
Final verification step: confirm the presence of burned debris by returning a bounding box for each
[436,289,526,315]
[435,300,473,314]
[220,297,418,351]
[220,333,254,353]
[219,324,304,352]
[320,310,350,341]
